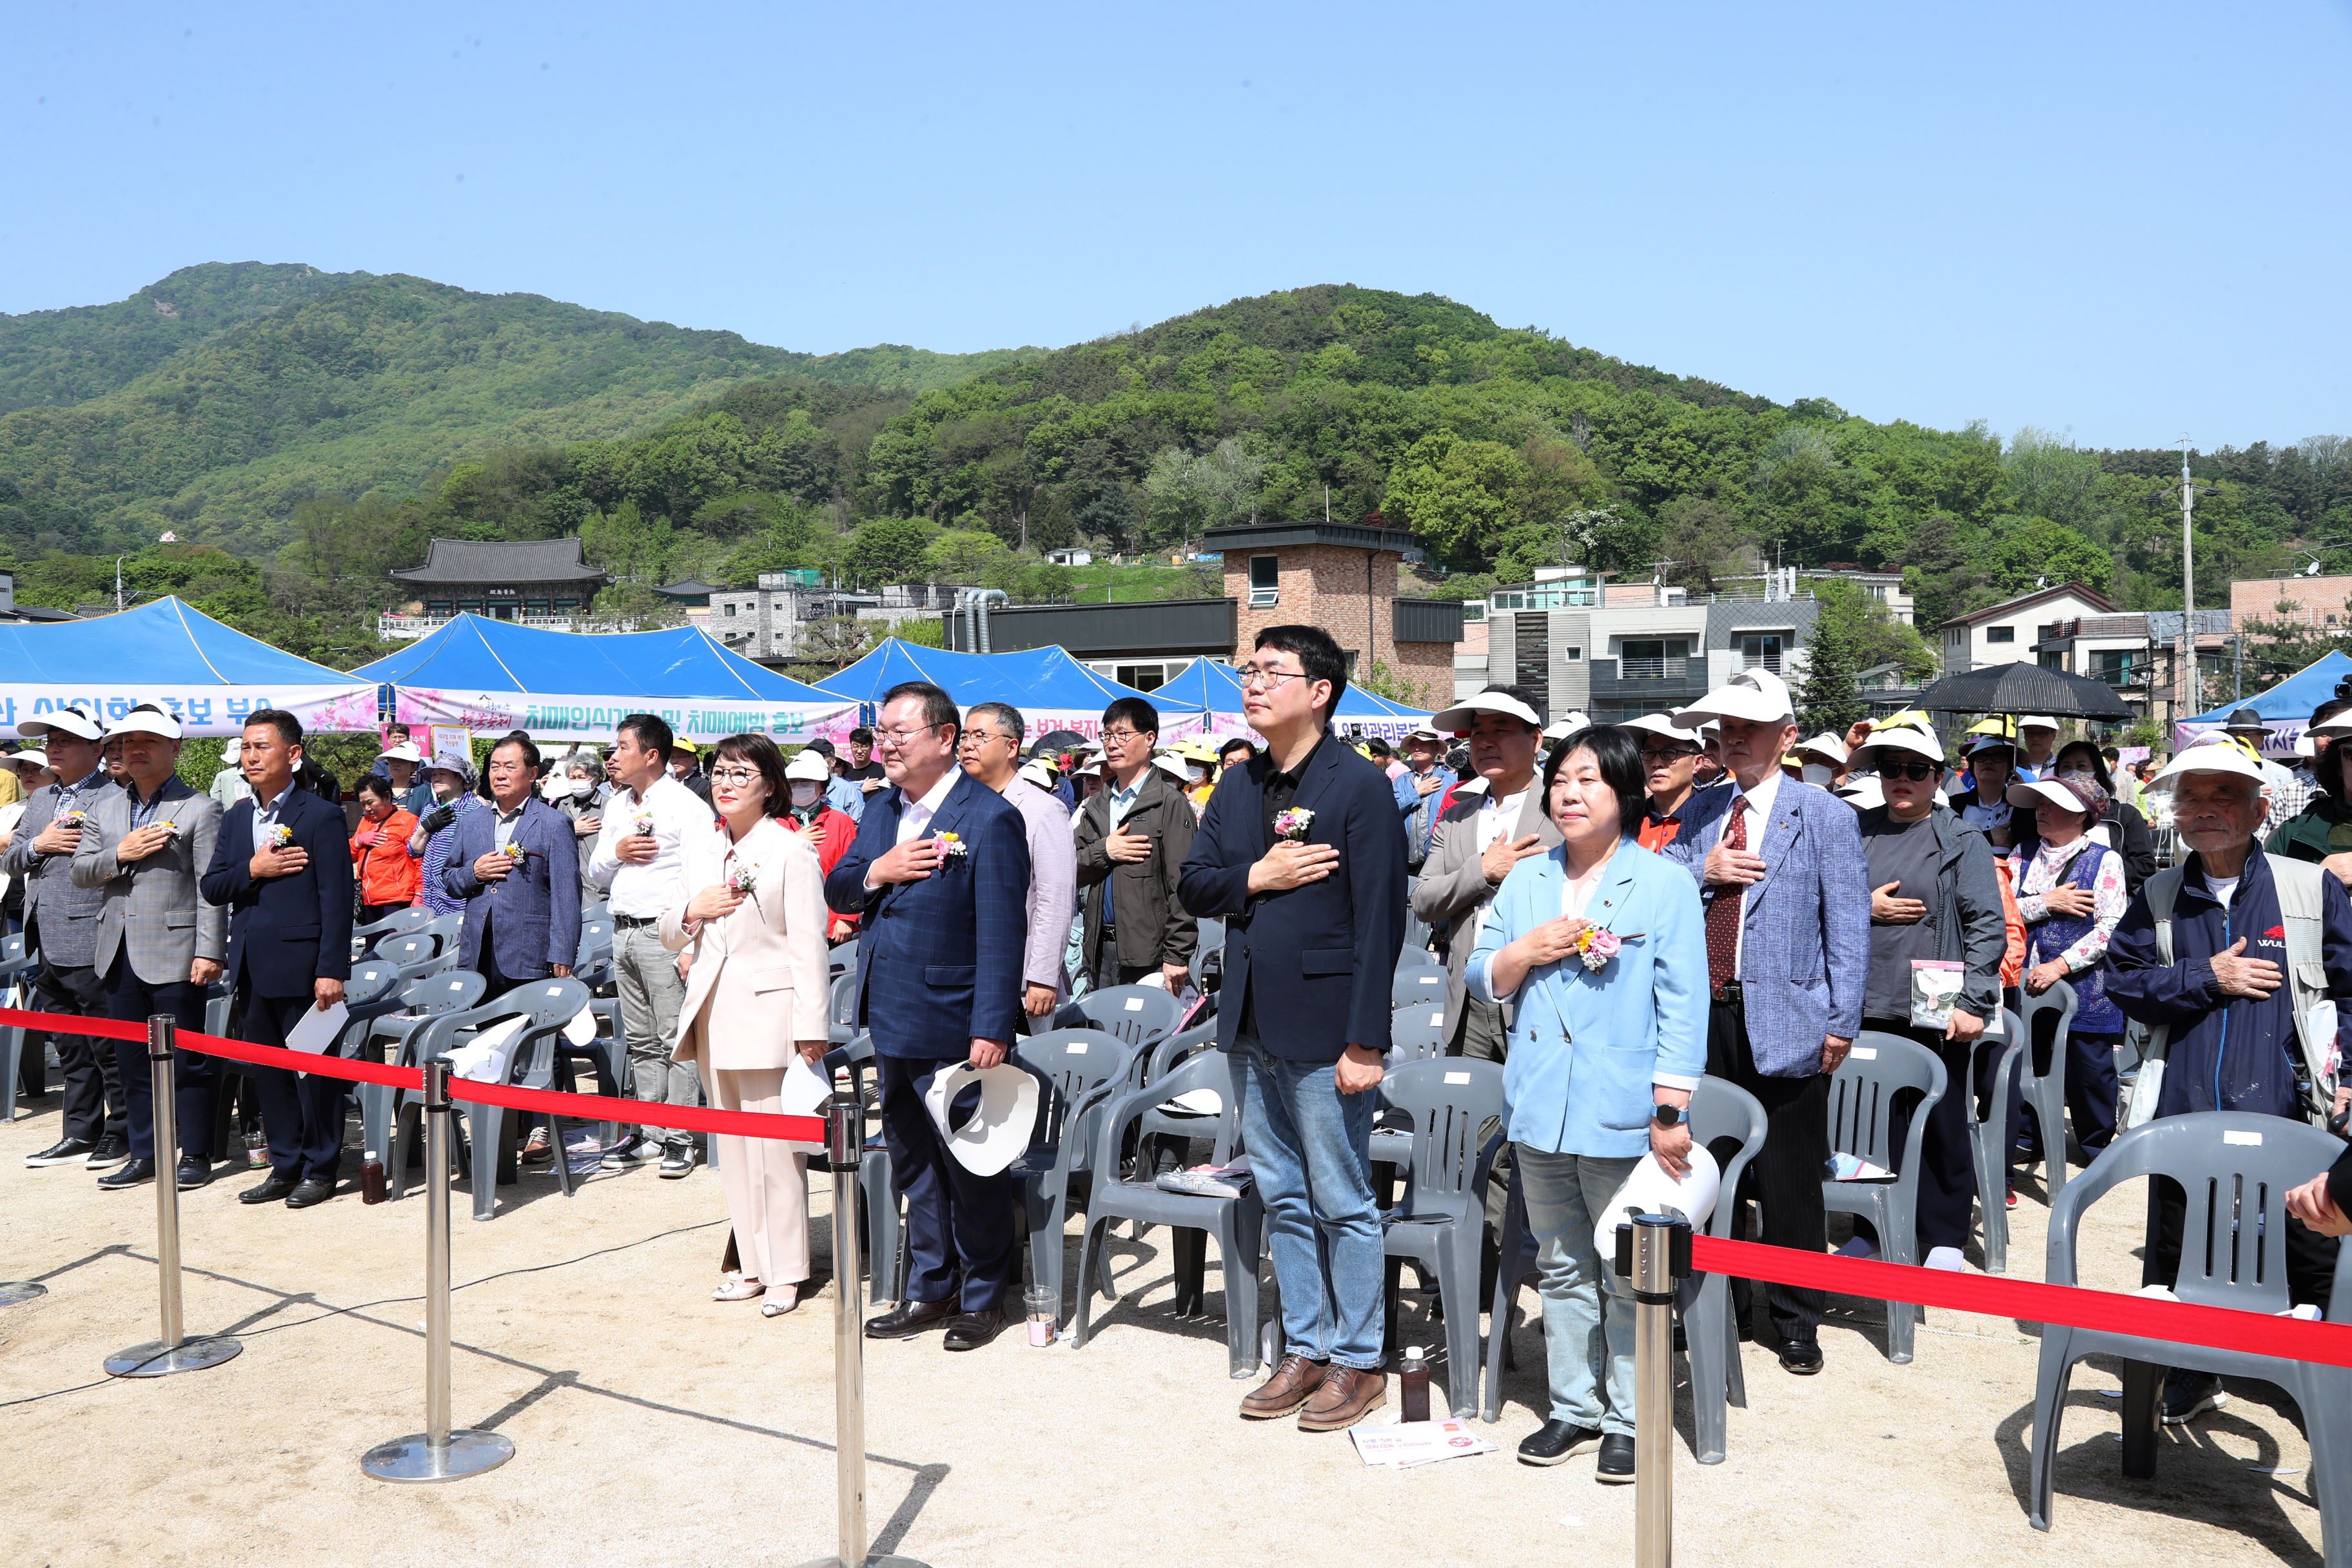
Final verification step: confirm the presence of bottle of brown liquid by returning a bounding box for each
[1399,1345,1431,1422]
[361,1150,386,1205]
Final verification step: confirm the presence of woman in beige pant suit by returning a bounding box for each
[660,733,831,1315]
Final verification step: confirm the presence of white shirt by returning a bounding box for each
[1471,782,1535,949]
[587,773,710,919]
[867,768,960,892]
[2208,875,2240,910]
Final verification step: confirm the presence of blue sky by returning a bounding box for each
[5,2,2347,450]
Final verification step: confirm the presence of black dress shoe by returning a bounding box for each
[97,1157,156,1190]
[24,1136,96,1167]
[1518,1419,1603,1466]
[1778,1340,1825,1375]
[176,1155,213,1190]
[85,1134,131,1169]
[865,1299,958,1339]
[942,1308,1005,1351]
[1596,1433,1636,1484]
[240,1172,300,1204]
[284,1177,335,1208]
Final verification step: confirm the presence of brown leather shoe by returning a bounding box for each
[1239,1353,1329,1420]
[1297,1365,1387,1432]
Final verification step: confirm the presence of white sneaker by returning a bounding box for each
[1925,1246,1967,1272]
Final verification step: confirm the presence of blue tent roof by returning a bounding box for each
[1151,657,1433,720]
[815,638,1202,716]
[0,597,374,736]
[352,614,843,704]
[2186,652,2352,726]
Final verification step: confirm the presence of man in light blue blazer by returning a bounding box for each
[1661,668,1868,1375]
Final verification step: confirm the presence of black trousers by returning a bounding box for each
[244,988,346,1184]
[2145,1160,2339,1317]
[32,949,119,1143]
[103,951,217,1162]
[1707,994,1830,1346]
[1855,1019,1981,1255]
[877,1052,1016,1313]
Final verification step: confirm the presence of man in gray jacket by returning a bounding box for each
[1073,698,1197,993]
[71,704,228,1190]
[3,705,126,1169]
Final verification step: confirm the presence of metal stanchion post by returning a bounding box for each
[1623,1213,1692,1568]
[105,1015,242,1377]
[362,1059,514,1482]
[799,1092,928,1568]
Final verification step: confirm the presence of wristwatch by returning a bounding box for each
[1651,1103,1683,1128]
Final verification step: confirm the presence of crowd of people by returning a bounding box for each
[7,637,2352,1489]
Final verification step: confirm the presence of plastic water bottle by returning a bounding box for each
[361,1150,386,1205]
[1399,1345,1431,1422]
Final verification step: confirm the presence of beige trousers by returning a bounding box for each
[702,1064,811,1287]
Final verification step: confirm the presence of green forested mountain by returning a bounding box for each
[0,267,1040,556]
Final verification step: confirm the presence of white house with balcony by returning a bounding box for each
[1937,583,2115,674]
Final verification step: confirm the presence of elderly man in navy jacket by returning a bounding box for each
[1180,625,1407,1434]
[439,730,580,997]
[200,710,353,1209]
[2107,741,2352,1426]
[828,681,1030,1352]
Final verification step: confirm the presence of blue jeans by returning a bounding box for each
[1519,1148,1643,1435]
[1231,1034,1384,1370]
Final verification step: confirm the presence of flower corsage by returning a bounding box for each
[934,830,968,863]
[728,861,760,895]
[632,814,654,837]
[1573,925,1624,973]
[1273,807,1314,842]
[265,822,294,848]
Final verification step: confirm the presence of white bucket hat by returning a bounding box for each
[921,1063,1041,1176]
[1671,669,1794,730]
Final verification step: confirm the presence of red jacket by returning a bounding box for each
[785,806,860,930]
[351,808,422,907]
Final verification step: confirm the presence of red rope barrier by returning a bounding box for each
[1692,1234,2352,1369]
[0,1006,826,1146]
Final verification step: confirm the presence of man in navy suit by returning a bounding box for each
[827,680,1030,1351]
[200,709,354,1208]
[439,730,581,999]
[1179,625,1407,1433]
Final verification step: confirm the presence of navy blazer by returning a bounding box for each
[1179,735,1406,1063]
[824,770,1028,1058]
[440,795,583,979]
[201,783,355,1001]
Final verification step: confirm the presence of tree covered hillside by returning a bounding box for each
[0,268,1041,558]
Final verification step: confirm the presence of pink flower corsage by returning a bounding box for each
[727,861,760,895]
[935,831,968,860]
[633,814,654,836]
[1574,926,1626,973]
[265,822,294,848]
[1273,807,1314,841]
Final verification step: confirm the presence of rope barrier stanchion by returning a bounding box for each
[1620,1213,1692,1568]
[362,1058,514,1484]
[104,1014,242,1377]
[0,1280,46,1307]
[799,1090,928,1568]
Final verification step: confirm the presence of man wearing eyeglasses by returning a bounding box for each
[1073,698,1197,997]
[1625,712,1705,854]
[827,680,1030,1352]
[960,700,1077,1026]
[1179,625,1407,1433]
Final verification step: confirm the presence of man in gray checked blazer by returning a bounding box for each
[1660,668,1869,1377]
[72,704,227,1190]
[2,705,125,1170]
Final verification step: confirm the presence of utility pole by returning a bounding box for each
[115,554,128,612]
[2178,438,2195,721]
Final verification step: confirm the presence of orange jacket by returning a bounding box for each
[351,808,422,907]
[1994,854,2026,988]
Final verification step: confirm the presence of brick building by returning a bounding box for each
[1205,519,1457,710]
[2233,574,2352,631]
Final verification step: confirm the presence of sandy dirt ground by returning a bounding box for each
[0,1084,2329,1568]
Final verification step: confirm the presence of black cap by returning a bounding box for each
[2222,708,2269,732]
[806,738,837,756]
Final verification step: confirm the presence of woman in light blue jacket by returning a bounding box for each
[1468,723,1708,1480]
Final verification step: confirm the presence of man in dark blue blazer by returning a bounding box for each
[199,710,354,1208]
[826,681,1029,1351]
[1179,625,1406,1433]
[440,731,581,997]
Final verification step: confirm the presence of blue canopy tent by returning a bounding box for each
[815,638,1208,742]
[0,596,377,736]
[352,613,859,743]
[1150,656,1435,743]
[2179,651,2352,755]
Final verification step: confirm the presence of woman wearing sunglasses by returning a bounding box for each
[1847,721,2009,1272]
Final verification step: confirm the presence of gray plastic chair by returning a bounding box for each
[1008,1028,1138,1319]
[828,937,859,979]
[420,911,465,954]
[2029,1111,2352,1559]
[827,972,861,1047]
[0,932,41,1124]
[392,978,591,1220]
[1378,1057,1507,1416]
[1054,985,1181,1052]
[351,905,431,961]
[580,899,609,925]
[1387,1006,1447,1064]
[377,932,445,984]
[1189,917,1225,991]
[1391,966,1448,1009]
[1819,1029,1945,1363]
[1480,1073,1768,1463]
[1966,1012,2027,1274]
[1072,1046,1264,1377]
[814,1033,898,1309]
[2014,981,2079,1204]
